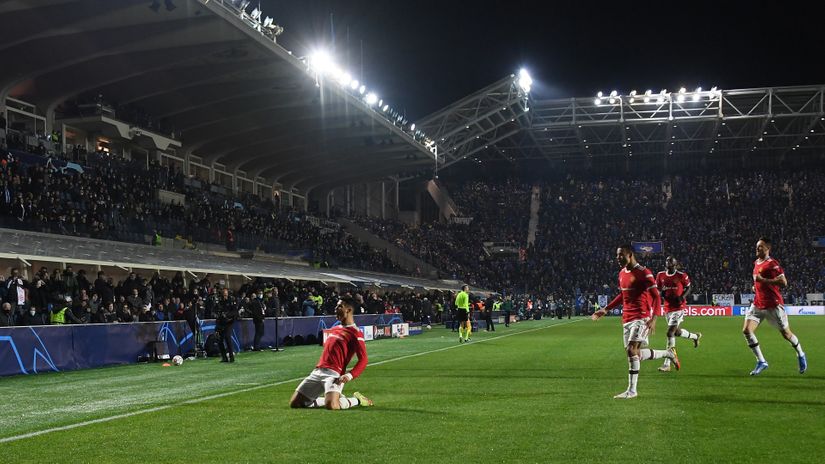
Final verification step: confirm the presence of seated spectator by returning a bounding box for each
[119,305,134,323]
[127,288,144,312]
[96,302,118,324]
[138,304,155,322]
[19,305,47,326]
[0,302,15,326]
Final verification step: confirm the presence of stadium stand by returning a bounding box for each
[348,181,530,287]
[352,171,825,308]
[0,1,823,331]
[0,149,401,273]
[0,261,451,327]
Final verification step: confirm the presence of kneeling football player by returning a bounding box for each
[289,296,373,410]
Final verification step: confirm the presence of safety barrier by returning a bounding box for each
[0,314,406,377]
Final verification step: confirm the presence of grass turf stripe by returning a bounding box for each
[0,318,581,443]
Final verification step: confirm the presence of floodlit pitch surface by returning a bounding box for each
[1,317,823,463]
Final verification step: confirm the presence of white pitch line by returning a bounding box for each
[0,318,583,444]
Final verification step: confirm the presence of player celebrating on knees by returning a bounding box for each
[289,296,373,410]
[656,256,701,372]
[743,238,807,376]
[592,245,680,399]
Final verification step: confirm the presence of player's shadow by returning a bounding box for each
[361,407,442,416]
[686,373,825,381]
[381,368,608,381]
[692,394,825,407]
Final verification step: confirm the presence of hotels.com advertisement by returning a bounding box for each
[655,305,825,317]
[655,306,732,316]
[683,306,732,316]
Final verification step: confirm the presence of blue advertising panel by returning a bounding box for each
[632,241,664,254]
[0,314,411,377]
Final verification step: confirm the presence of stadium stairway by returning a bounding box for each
[425,179,461,221]
[527,185,541,246]
[337,218,441,279]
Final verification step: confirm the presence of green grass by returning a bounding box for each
[1,317,823,463]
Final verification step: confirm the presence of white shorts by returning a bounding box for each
[295,368,344,399]
[622,318,650,348]
[745,305,789,330]
[665,310,685,327]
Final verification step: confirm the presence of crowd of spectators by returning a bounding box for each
[354,180,531,288]
[528,171,825,303]
[3,136,824,311]
[354,171,825,306]
[0,149,400,273]
[0,265,452,327]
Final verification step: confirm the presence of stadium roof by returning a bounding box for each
[0,0,436,194]
[4,1,821,187]
[418,79,825,169]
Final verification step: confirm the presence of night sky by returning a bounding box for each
[263,0,823,120]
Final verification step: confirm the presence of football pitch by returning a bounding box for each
[1,317,823,463]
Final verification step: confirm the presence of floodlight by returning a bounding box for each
[338,72,352,86]
[308,51,335,74]
[597,91,604,98]
[329,67,344,81]
[517,69,533,93]
[594,98,602,106]
[365,93,378,105]
[410,123,416,131]
[350,79,359,90]
[358,85,366,95]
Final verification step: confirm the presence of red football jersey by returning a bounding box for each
[605,263,658,323]
[317,324,368,379]
[753,257,784,309]
[657,270,691,312]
